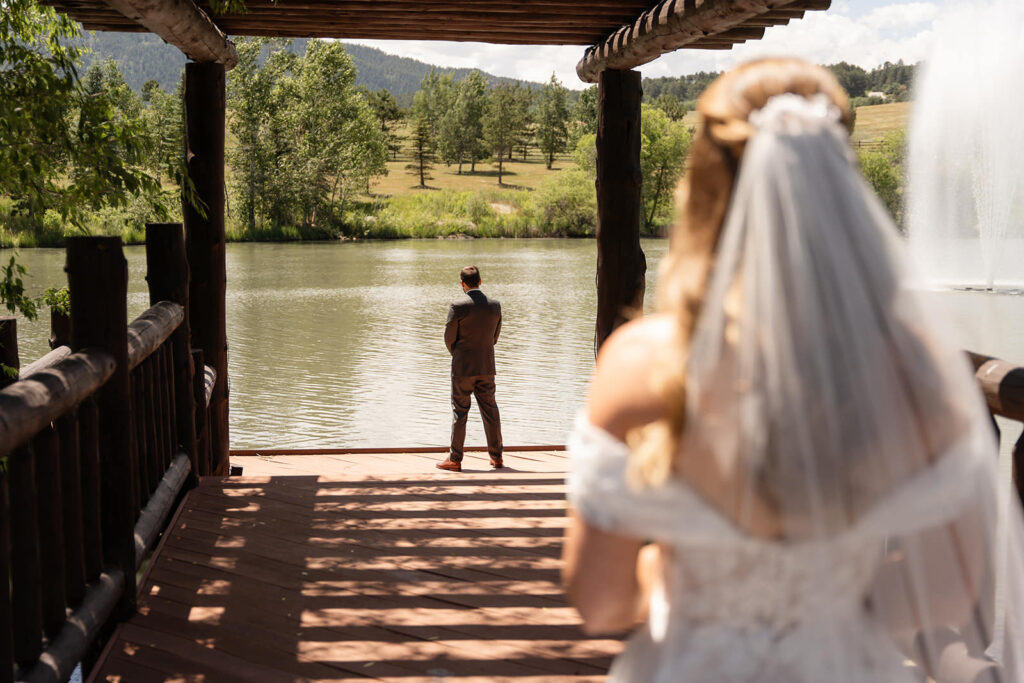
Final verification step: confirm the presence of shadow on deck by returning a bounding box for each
[91,451,621,682]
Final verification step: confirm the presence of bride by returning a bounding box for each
[563,58,1024,682]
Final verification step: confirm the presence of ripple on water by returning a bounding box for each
[6,239,668,449]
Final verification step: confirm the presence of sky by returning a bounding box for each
[347,0,942,88]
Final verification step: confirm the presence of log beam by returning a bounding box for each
[577,0,832,82]
[0,350,116,460]
[183,62,230,476]
[126,302,184,371]
[100,0,237,68]
[595,69,645,350]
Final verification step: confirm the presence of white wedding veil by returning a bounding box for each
[679,92,1024,680]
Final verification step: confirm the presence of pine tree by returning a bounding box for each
[514,85,535,161]
[483,83,525,186]
[405,92,436,188]
[366,89,405,161]
[537,74,570,169]
[450,71,488,174]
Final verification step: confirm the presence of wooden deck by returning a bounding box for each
[90,450,621,682]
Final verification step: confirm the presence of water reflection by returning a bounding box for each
[224,239,666,448]
[0,240,664,449]
[9,241,1024,454]
[8,240,1022,451]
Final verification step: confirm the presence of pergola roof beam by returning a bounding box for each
[96,0,237,68]
[577,0,831,82]
[46,0,660,45]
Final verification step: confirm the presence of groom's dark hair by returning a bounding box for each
[460,266,481,287]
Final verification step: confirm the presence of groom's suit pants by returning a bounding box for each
[449,375,503,461]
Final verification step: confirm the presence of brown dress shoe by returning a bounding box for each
[436,458,462,472]
[490,456,504,469]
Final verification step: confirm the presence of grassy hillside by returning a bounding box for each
[374,101,913,200]
[680,100,911,143]
[373,156,572,196]
[850,101,912,144]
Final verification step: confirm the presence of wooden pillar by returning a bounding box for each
[66,236,136,615]
[595,68,646,350]
[0,317,17,389]
[0,317,16,682]
[50,309,71,350]
[183,62,229,475]
[146,223,199,485]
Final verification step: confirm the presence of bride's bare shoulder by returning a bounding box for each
[587,314,678,440]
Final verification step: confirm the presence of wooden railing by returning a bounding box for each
[969,351,1024,504]
[0,225,218,683]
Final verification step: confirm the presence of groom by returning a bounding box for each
[437,266,504,472]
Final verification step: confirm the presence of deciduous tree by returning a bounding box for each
[449,71,488,174]
[640,106,691,232]
[0,0,157,228]
[571,85,599,146]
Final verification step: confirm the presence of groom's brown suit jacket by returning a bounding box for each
[444,289,502,376]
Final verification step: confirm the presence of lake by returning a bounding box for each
[4,239,668,449]
[4,239,1023,452]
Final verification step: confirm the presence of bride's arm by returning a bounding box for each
[562,317,672,635]
[562,509,648,635]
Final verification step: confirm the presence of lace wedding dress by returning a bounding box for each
[565,92,1024,682]
[569,415,967,682]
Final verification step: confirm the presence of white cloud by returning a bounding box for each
[347,39,585,88]
[862,3,941,32]
[641,2,939,79]
[350,1,941,88]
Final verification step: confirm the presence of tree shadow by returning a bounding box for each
[464,168,517,178]
[99,473,621,680]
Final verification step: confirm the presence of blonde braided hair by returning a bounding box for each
[627,58,853,488]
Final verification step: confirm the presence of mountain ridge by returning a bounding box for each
[78,33,545,105]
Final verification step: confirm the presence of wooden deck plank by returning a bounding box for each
[231,450,570,477]
[91,451,621,682]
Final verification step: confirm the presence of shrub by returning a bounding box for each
[858,129,907,229]
[532,169,597,237]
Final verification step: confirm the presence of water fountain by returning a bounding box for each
[906,0,1024,291]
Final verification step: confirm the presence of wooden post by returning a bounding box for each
[50,308,71,350]
[162,345,178,465]
[132,373,149,507]
[146,223,197,485]
[191,349,211,476]
[8,444,42,667]
[142,361,160,493]
[0,317,17,390]
[151,353,169,473]
[66,236,137,615]
[78,398,103,583]
[57,409,86,607]
[32,426,66,638]
[0,465,11,683]
[0,317,16,681]
[183,62,229,476]
[2,322,42,668]
[595,68,646,350]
